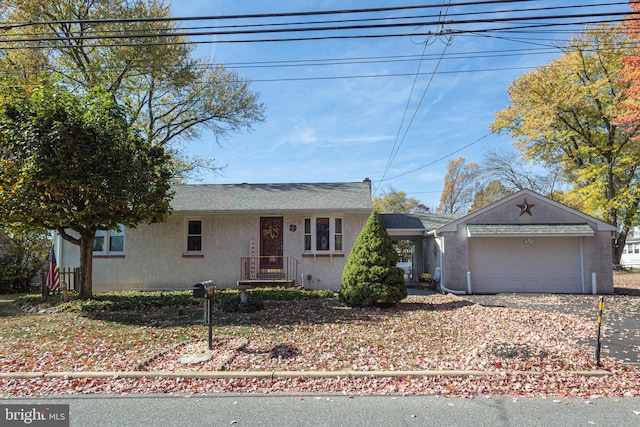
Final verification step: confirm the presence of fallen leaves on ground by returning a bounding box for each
[1,368,638,398]
[1,277,639,397]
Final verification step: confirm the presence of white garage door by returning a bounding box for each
[469,237,583,293]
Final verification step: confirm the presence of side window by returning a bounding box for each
[93,226,125,254]
[109,228,125,252]
[304,218,312,251]
[93,230,106,252]
[334,218,343,251]
[187,220,202,252]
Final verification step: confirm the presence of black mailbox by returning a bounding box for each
[193,280,216,299]
[193,283,205,298]
[192,280,217,350]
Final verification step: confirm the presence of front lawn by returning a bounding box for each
[0,286,638,397]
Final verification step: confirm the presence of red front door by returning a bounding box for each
[260,217,283,271]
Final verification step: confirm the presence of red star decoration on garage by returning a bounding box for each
[517,198,535,216]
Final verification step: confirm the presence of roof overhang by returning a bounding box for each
[386,228,426,239]
[467,224,595,238]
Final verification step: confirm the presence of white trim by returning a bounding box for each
[303,216,344,255]
[386,228,426,237]
[184,218,204,255]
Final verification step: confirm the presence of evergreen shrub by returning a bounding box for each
[339,211,407,307]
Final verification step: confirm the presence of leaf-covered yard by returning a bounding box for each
[0,273,638,397]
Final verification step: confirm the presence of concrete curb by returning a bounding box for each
[0,369,613,380]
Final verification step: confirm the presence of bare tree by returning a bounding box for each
[482,148,564,196]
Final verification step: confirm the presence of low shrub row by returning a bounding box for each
[16,287,335,313]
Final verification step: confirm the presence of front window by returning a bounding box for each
[187,220,202,252]
[93,227,125,254]
[316,217,330,251]
[303,217,344,253]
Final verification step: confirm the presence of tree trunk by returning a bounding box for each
[613,228,628,267]
[78,234,94,299]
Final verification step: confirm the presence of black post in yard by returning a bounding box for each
[193,281,216,350]
[208,296,214,350]
[596,296,604,367]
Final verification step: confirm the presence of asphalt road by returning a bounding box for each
[2,395,639,427]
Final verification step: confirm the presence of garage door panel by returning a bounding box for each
[469,237,582,293]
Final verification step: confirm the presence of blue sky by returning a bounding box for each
[170,1,632,210]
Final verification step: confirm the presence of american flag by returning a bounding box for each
[46,246,60,291]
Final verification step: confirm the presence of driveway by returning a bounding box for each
[460,293,640,366]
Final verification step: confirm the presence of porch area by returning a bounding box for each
[238,256,300,287]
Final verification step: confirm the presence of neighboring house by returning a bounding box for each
[56,181,373,292]
[382,189,616,294]
[621,228,640,268]
[57,185,617,295]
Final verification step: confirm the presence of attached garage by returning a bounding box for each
[434,189,617,295]
[467,224,596,293]
[469,237,583,293]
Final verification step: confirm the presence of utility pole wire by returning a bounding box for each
[1,11,636,45]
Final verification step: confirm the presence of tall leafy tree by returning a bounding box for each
[0,80,173,298]
[339,211,406,308]
[373,188,425,213]
[0,0,265,177]
[617,1,640,130]
[437,157,480,214]
[490,24,640,264]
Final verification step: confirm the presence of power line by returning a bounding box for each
[1,1,634,194]
[372,40,620,189]
[1,16,635,49]
[375,132,492,185]
[0,1,548,28]
[0,10,636,46]
[374,1,455,196]
[5,42,631,77]
[3,2,628,38]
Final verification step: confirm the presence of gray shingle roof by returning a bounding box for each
[380,214,425,230]
[414,213,462,231]
[170,182,373,212]
[380,213,461,232]
[467,224,595,237]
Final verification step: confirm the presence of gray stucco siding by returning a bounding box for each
[82,211,369,292]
